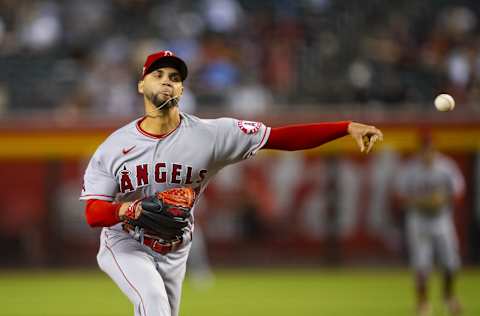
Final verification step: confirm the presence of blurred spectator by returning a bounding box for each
[446,47,472,103]
[63,0,113,48]
[1,1,480,114]
[18,1,62,52]
[226,75,273,116]
[348,59,373,102]
[202,0,244,33]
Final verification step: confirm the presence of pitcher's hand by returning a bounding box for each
[348,122,383,153]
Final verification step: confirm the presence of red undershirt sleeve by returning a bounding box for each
[262,121,351,151]
[85,199,122,227]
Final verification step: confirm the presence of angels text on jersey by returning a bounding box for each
[118,162,207,193]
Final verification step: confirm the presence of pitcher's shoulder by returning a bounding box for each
[180,112,221,132]
[94,119,141,154]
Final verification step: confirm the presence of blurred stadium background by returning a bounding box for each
[1,0,480,315]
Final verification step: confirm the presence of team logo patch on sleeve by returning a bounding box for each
[237,120,262,135]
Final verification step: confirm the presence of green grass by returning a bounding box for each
[0,268,478,316]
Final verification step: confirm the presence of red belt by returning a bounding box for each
[122,224,183,255]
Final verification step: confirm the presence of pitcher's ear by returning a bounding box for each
[138,80,144,94]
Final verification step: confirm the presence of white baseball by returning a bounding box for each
[434,94,455,112]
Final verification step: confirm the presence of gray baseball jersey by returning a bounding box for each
[81,112,270,316]
[396,152,465,271]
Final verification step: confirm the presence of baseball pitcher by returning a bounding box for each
[80,50,383,316]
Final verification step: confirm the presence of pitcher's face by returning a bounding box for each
[138,67,183,108]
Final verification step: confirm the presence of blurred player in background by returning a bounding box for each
[80,50,383,316]
[395,133,465,316]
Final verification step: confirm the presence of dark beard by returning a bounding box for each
[149,92,178,109]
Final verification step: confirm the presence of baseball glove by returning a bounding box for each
[123,187,196,241]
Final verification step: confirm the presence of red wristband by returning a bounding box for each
[85,199,122,227]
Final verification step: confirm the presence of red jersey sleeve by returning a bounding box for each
[263,121,350,151]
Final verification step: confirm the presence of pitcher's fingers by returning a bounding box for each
[366,135,378,154]
[374,128,384,141]
[355,135,365,152]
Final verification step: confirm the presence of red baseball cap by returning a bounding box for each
[141,50,188,81]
